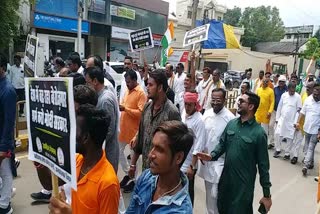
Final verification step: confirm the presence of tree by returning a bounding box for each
[223,7,242,27]
[239,6,285,48]
[302,38,320,60]
[0,0,21,49]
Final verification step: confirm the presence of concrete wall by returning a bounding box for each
[201,49,313,78]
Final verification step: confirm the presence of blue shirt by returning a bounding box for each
[274,86,287,111]
[126,169,192,214]
[0,76,16,152]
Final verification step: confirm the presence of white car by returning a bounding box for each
[104,61,125,97]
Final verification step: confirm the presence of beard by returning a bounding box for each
[237,108,247,116]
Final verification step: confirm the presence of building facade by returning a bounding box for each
[22,0,168,62]
[281,25,319,42]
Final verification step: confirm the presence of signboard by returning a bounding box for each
[183,24,210,47]
[167,50,189,65]
[26,78,77,189]
[111,26,133,40]
[24,35,39,77]
[153,34,162,46]
[34,12,89,34]
[129,27,154,52]
[110,5,135,20]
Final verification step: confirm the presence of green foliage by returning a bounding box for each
[239,6,285,48]
[0,0,21,49]
[302,38,320,60]
[223,7,242,27]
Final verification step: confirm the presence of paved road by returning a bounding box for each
[11,147,320,214]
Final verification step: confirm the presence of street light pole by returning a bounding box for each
[77,1,83,55]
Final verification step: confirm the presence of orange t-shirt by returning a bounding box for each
[119,85,147,144]
[71,151,120,214]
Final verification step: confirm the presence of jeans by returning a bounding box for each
[0,158,13,209]
[303,133,318,168]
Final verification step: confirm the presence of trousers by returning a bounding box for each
[0,158,13,209]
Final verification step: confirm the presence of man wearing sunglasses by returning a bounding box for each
[198,91,272,214]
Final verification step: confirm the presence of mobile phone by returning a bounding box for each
[258,203,267,214]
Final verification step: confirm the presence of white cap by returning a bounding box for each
[278,75,286,82]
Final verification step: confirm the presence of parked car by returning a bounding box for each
[104,61,125,97]
[223,70,245,89]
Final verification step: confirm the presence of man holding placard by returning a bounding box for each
[49,104,120,213]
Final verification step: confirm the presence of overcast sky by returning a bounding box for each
[165,0,320,27]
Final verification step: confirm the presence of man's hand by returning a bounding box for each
[294,123,300,131]
[128,165,136,179]
[49,190,71,214]
[197,152,212,161]
[186,166,195,180]
[129,137,137,149]
[0,152,9,166]
[317,132,320,141]
[119,105,125,111]
[259,197,272,213]
[267,112,271,119]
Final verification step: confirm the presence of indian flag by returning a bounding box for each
[161,22,174,66]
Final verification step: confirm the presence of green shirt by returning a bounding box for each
[211,117,271,214]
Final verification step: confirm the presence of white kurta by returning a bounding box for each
[196,77,213,109]
[181,111,206,173]
[197,107,235,183]
[174,72,186,105]
[275,92,302,139]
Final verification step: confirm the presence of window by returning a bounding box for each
[217,16,222,21]
[187,11,192,19]
[304,34,310,38]
[287,35,292,39]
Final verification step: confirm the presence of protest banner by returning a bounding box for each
[25,78,77,190]
[24,35,39,77]
[129,27,154,52]
[183,24,210,48]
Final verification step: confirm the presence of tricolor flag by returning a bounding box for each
[161,22,174,66]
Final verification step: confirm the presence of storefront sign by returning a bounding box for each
[110,5,136,20]
[168,51,189,65]
[24,35,39,77]
[129,27,154,52]
[183,24,210,47]
[34,12,89,34]
[111,26,133,40]
[153,34,162,46]
[26,78,77,189]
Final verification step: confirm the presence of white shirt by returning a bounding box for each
[77,66,84,75]
[176,91,185,115]
[9,64,25,89]
[301,95,320,134]
[196,77,212,109]
[181,111,206,173]
[203,81,225,110]
[197,107,235,183]
[174,72,186,104]
[119,70,142,102]
[276,92,302,139]
[104,78,117,98]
